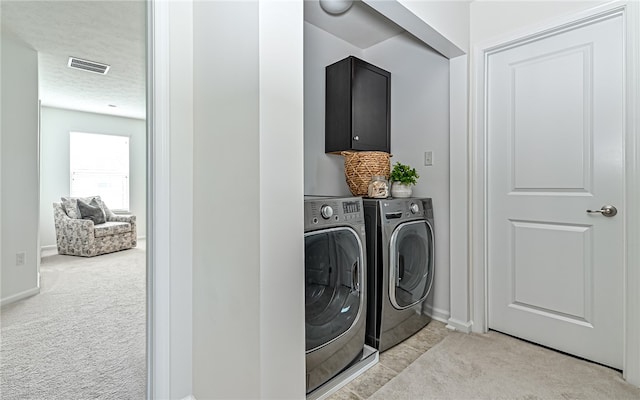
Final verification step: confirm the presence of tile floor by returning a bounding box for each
[328,320,452,400]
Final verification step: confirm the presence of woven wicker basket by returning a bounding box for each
[341,151,391,196]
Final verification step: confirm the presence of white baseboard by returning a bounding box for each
[1,286,40,307]
[421,304,473,333]
[446,317,473,333]
[180,396,196,400]
[423,304,450,324]
[41,245,58,258]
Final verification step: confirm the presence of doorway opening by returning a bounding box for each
[0,1,148,398]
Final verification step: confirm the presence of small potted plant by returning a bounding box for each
[389,161,419,198]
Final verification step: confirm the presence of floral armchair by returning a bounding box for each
[53,196,137,257]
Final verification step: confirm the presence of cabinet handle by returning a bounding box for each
[353,136,359,141]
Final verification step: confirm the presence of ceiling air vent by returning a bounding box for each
[68,57,110,75]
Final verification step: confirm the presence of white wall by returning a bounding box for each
[39,107,146,248]
[1,34,40,305]
[192,1,305,398]
[304,22,363,196]
[399,0,471,53]
[364,33,451,320]
[167,1,194,397]
[470,1,609,45]
[258,2,305,397]
[447,54,471,332]
[149,1,194,398]
[192,3,260,397]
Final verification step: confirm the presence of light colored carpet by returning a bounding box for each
[370,330,640,400]
[1,245,146,400]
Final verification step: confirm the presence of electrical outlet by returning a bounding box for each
[16,252,26,266]
[424,151,433,166]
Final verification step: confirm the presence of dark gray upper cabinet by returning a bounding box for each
[325,56,391,154]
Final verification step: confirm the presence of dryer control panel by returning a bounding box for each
[379,199,425,221]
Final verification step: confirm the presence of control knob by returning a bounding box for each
[320,205,334,219]
[410,203,420,214]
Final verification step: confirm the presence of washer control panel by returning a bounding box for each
[304,197,364,229]
[320,205,334,219]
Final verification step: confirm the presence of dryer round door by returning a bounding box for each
[305,227,364,352]
[389,220,434,309]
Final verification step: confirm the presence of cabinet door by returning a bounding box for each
[351,60,390,152]
[325,56,390,154]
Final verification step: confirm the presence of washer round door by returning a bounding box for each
[305,227,364,352]
[389,220,434,309]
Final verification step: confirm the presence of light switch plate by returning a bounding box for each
[424,151,433,166]
[16,252,26,266]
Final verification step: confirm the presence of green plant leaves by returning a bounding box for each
[390,162,419,185]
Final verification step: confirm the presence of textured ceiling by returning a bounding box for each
[1,0,146,120]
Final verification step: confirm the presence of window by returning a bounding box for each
[70,132,130,211]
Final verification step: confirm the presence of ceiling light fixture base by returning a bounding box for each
[319,0,353,15]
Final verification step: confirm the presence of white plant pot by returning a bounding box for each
[391,182,412,198]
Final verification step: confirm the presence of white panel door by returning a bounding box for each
[487,14,624,368]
